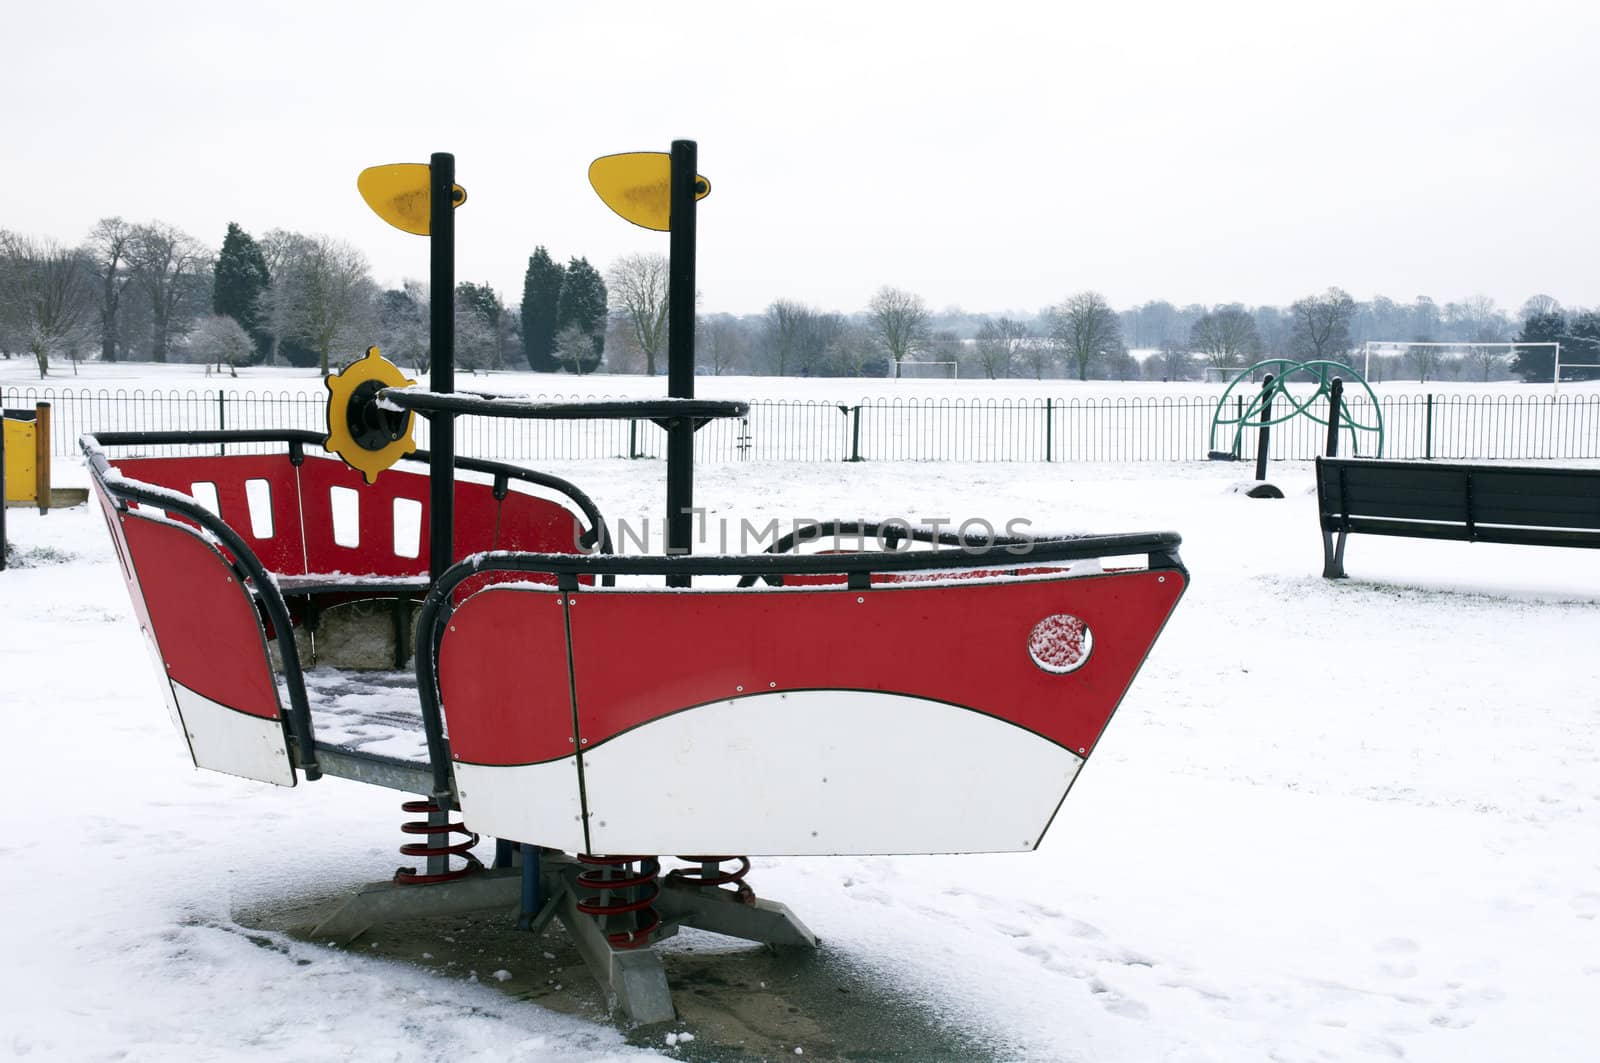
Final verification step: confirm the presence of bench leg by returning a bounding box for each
[1321,528,1348,579]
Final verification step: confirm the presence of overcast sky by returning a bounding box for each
[4,0,1596,317]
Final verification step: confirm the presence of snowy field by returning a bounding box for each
[4,358,1589,403]
[3,367,1599,1061]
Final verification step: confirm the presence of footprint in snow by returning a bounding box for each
[1088,977,1151,1020]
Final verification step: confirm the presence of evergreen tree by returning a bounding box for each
[1511,311,1564,382]
[1567,311,1600,382]
[519,247,563,371]
[212,222,270,361]
[555,256,607,374]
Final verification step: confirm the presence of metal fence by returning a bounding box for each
[7,385,1599,463]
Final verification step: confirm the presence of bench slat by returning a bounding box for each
[1342,517,1600,549]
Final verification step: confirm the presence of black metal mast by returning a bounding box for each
[428,152,455,583]
[665,140,698,586]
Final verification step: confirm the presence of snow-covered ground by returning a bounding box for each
[3,370,1598,1060]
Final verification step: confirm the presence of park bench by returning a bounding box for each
[1315,456,1600,579]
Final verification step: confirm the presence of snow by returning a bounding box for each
[2,365,1599,1060]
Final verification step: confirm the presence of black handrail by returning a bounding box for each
[737,519,1044,586]
[379,390,748,422]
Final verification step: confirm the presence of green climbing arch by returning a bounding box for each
[1208,359,1385,458]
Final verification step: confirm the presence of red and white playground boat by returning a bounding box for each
[82,145,1187,1023]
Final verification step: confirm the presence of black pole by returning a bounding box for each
[665,140,697,586]
[1254,374,1275,482]
[1325,377,1344,458]
[428,152,456,583]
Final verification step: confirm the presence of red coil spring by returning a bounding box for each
[394,799,483,886]
[666,855,755,904]
[575,854,661,949]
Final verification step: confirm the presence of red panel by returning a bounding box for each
[436,587,578,764]
[563,571,1185,758]
[108,455,594,585]
[298,457,430,576]
[114,455,306,575]
[117,510,282,719]
[497,489,589,554]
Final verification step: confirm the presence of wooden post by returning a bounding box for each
[35,403,50,515]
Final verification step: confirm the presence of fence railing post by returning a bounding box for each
[217,391,227,456]
[1423,393,1434,460]
[628,419,640,460]
[1044,398,1054,462]
[838,404,864,462]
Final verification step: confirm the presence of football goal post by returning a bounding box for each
[1361,341,1565,387]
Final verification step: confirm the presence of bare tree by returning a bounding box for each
[85,217,135,362]
[697,313,749,376]
[1458,294,1509,380]
[1157,338,1193,381]
[263,233,375,373]
[606,253,670,376]
[554,323,597,375]
[1519,293,1561,319]
[1049,291,1123,380]
[1188,305,1261,371]
[1018,336,1057,380]
[187,314,254,377]
[1289,287,1357,362]
[827,320,876,377]
[0,232,94,377]
[374,281,430,375]
[128,222,210,362]
[256,229,305,365]
[1405,339,1442,382]
[761,300,812,376]
[973,316,1030,379]
[867,286,929,378]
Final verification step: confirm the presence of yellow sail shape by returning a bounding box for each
[588,152,710,231]
[358,164,467,236]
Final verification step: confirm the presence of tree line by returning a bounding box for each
[1,218,1592,383]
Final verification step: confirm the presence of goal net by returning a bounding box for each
[1360,341,1562,383]
[896,361,959,380]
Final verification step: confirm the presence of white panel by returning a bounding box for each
[454,758,589,853]
[392,497,422,558]
[188,481,221,518]
[330,486,360,547]
[582,691,1084,857]
[244,478,275,539]
[171,681,295,787]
